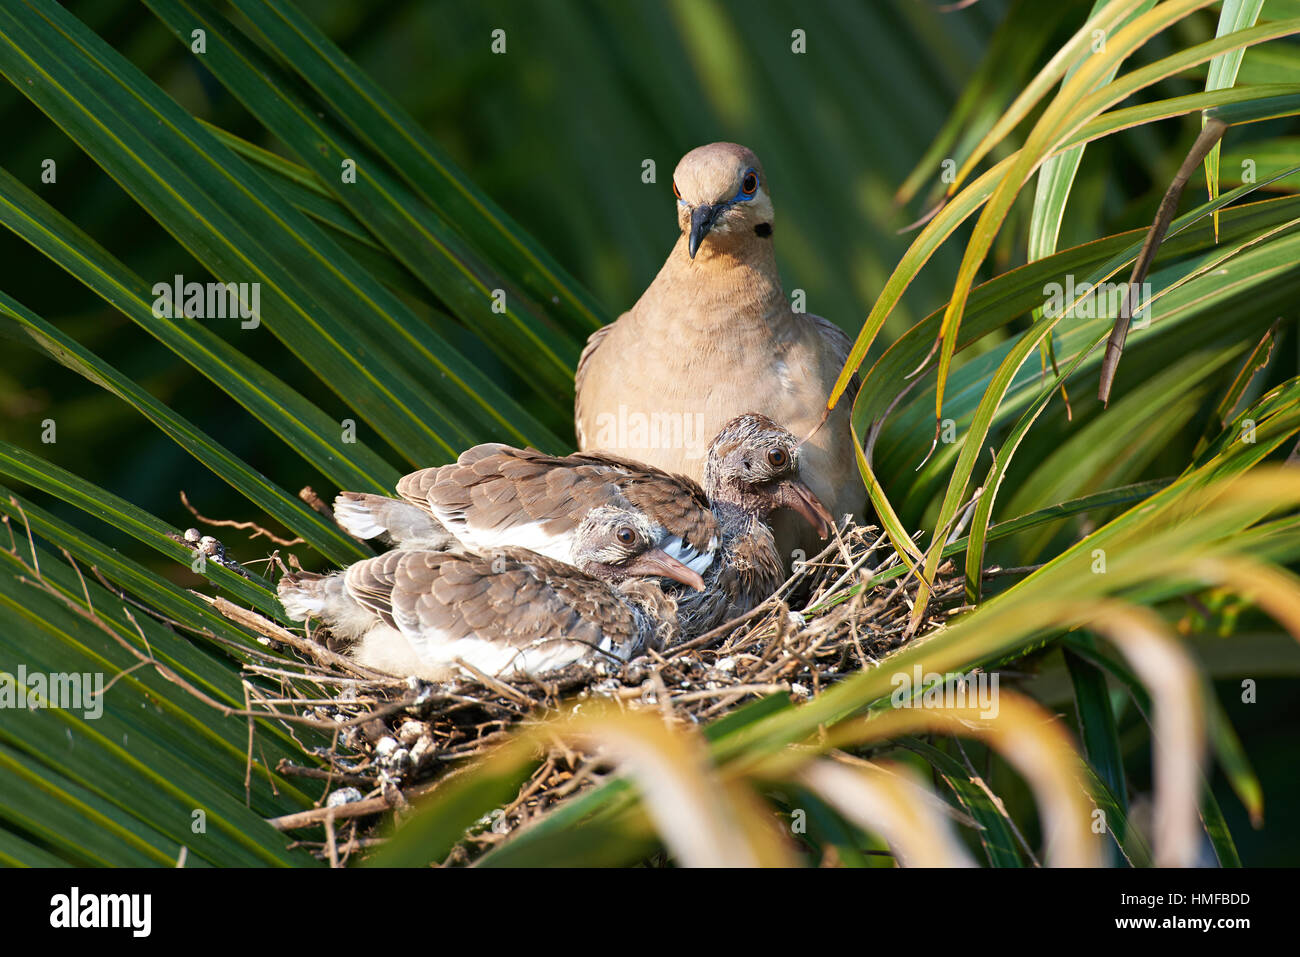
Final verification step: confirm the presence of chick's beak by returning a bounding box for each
[625,548,706,592]
[688,203,723,259]
[778,480,835,539]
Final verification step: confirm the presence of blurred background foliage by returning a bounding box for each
[1,0,1298,865]
[0,0,1122,521]
[4,0,1297,542]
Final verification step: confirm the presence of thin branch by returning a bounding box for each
[179,489,304,546]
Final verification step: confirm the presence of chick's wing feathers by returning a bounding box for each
[343,550,407,627]
[392,445,718,555]
[379,548,646,655]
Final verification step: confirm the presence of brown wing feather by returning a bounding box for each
[395,443,514,507]
[396,445,718,553]
[384,548,648,658]
[343,550,407,627]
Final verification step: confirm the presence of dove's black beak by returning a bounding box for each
[688,203,723,259]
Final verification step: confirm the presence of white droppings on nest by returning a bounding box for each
[621,662,647,684]
[714,656,736,673]
[790,682,811,699]
[326,787,364,807]
[374,736,412,779]
[409,735,435,768]
[787,610,806,627]
[397,719,429,747]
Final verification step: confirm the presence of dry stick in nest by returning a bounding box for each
[817,527,891,604]
[179,489,305,547]
[196,592,390,681]
[452,658,535,707]
[278,761,374,788]
[297,486,334,522]
[266,777,443,831]
[666,532,859,660]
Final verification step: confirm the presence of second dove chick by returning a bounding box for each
[670,413,832,637]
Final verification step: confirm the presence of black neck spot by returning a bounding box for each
[754,222,773,238]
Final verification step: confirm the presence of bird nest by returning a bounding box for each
[216,521,968,865]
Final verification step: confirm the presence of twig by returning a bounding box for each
[180,489,305,546]
[267,778,442,831]
[197,593,389,679]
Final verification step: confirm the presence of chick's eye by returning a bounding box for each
[616,526,636,546]
[672,181,682,199]
[766,447,788,469]
[741,170,759,195]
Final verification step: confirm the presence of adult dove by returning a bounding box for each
[574,142,862,563]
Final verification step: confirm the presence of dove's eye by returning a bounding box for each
[616,526,637,546]
[672,181,682,200]
[766,447,788,469]
[741,170,759,195]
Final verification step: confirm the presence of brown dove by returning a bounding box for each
[278,504,695,680]
[573,142,863,563]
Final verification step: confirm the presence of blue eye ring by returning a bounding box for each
[741,169,759,196]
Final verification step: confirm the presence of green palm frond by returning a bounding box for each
[1,0,1297,867]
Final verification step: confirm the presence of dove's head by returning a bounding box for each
[703,414,834,538]
[671,143,774,259]
[574,505,706,592]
